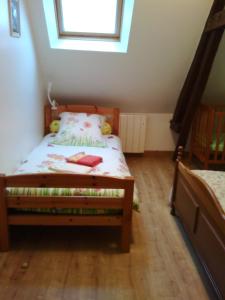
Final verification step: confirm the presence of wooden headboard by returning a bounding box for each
[44,104,120,135]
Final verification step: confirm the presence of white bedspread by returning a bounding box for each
[15,134,131,178]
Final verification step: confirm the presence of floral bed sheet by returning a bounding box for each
[192,170,225,215]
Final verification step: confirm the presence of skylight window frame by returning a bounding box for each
[55,0,123,40]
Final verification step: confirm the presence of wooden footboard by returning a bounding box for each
[0,173,134,252]
[171,149,225,299]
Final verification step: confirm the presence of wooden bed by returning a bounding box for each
[0,104,134,252]
[171,147,225,299]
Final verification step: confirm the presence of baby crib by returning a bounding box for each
[189,103,225,169]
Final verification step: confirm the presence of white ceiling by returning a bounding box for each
[25,0,213,113]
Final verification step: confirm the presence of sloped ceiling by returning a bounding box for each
[25,0,213,112]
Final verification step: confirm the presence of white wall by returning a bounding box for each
[145,114,176,151]
[0,0,44,174]
[26,0,212,113]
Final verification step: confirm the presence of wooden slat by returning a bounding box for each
[6,173,134,189]
[7,196,123,209]
[8,215,122,226]
[206,9,225,32]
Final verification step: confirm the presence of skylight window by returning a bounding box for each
[43,0,134,53]
[55,0,123,39]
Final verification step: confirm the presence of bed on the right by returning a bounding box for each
[171,148,225,300]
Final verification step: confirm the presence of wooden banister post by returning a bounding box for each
[170,146,183,215]
[0,174,9,251]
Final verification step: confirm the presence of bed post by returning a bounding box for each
[170,146,183,216]
[121,179,134,252]
[0,174,9,251]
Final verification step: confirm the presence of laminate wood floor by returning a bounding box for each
[0,153,215,300]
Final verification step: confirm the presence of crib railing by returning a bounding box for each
[189,104,225,168]
[213,111,225,161]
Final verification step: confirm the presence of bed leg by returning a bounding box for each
[121,180,133,252]
[121,218,132,252]
[0,175,9,251]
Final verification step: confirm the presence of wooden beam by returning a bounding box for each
[206,9,225,32]
[171,0,225,159]
[170,32,210,133]
[170,0,225,134]
[173,27,224,159]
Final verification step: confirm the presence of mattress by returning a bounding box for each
[8,134,139,215]
[192,170,225,215]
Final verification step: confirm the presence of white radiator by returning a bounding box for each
[119,113,147,153]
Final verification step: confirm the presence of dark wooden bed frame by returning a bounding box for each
[0,104,134,252]
[171,147,225,299]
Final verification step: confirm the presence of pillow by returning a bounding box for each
[50,119,112,135]
[50,120,60,133]
[101,122,112,135]
[52,112,107,147]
